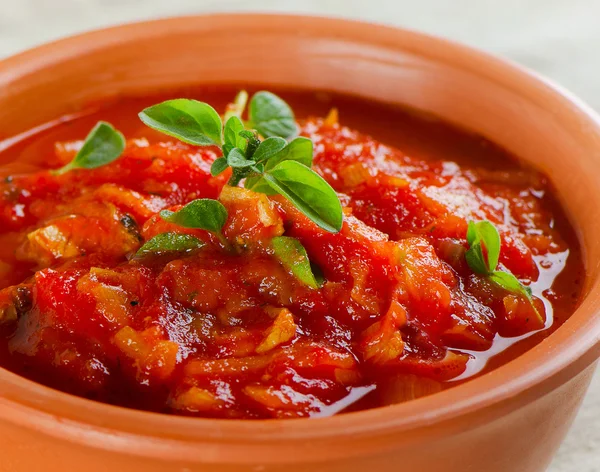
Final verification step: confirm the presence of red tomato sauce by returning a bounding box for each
[0,87,583,418]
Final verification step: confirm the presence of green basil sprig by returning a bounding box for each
[54,121,125,175]
[465,221,539,314]
[136,199,229,257]
[160,199,229,246]
[135,232,204,258]
[272,236,322,289]
[465,221,501,275]
[138,91,343,233]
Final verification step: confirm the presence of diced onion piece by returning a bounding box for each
[339,163,372,188]
[23,224,80,266]
[349,258,381,314]
[502,294,545,336]
[113,326,149,358]
[113,326,178,382]
[77,271,131,327]
[243,384,317,418]
[92,183,158,220]
[360,300,406,364]
[145,340,179,380]
[219,186,284,243]
[334,368,361,386]
[256,308,297,354]
[171,387,225,412]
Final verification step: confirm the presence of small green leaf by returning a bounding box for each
[248,91,297,139]
[490,271,532,298]
[465,243,489,275]
[55,121,125,174]
[136,233,204,258]
[227,148,255,168]
[253,137,287,163]
[211,157,228,176]
[223,115,245,149]
[139,99,223,146]
[222,144,233,156]
[263,160,343,233]
[476,221,501,270]
[210,157,229,177]
[465,220,501,274]
[263,137,313,170]
[160,199,228,233]
[272,236,321,289]
[238,130,255,140]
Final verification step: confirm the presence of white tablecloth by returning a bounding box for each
[1,1,598,470]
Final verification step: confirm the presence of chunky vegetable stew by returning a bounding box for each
[0,88,582,418]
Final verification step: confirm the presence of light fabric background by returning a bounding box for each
[0,1,598,470]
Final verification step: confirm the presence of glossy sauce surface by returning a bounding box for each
[0,87,583,418]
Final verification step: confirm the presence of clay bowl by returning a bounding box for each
[0,14,599,472]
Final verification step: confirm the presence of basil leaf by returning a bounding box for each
[465,242,488,275]
[249,91,297,139]
[263,160,343,233]
[160,199,228,233]
[139,99,222,146]
[244,174,277,196]
[224,115,245,149]
[263,136,313,170]
[238,130,255,140]
[272,236,321,289]
[251,163,265,174]
[222,144,233,156]
[227,148,255,168]
[55,121,125,174]
[253,137,287,164]
[489,271,533,298]
[466,220,501,273]
[211,157,228,176]
[136,233,204,258]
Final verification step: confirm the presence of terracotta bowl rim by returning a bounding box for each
[0,12,599,455]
